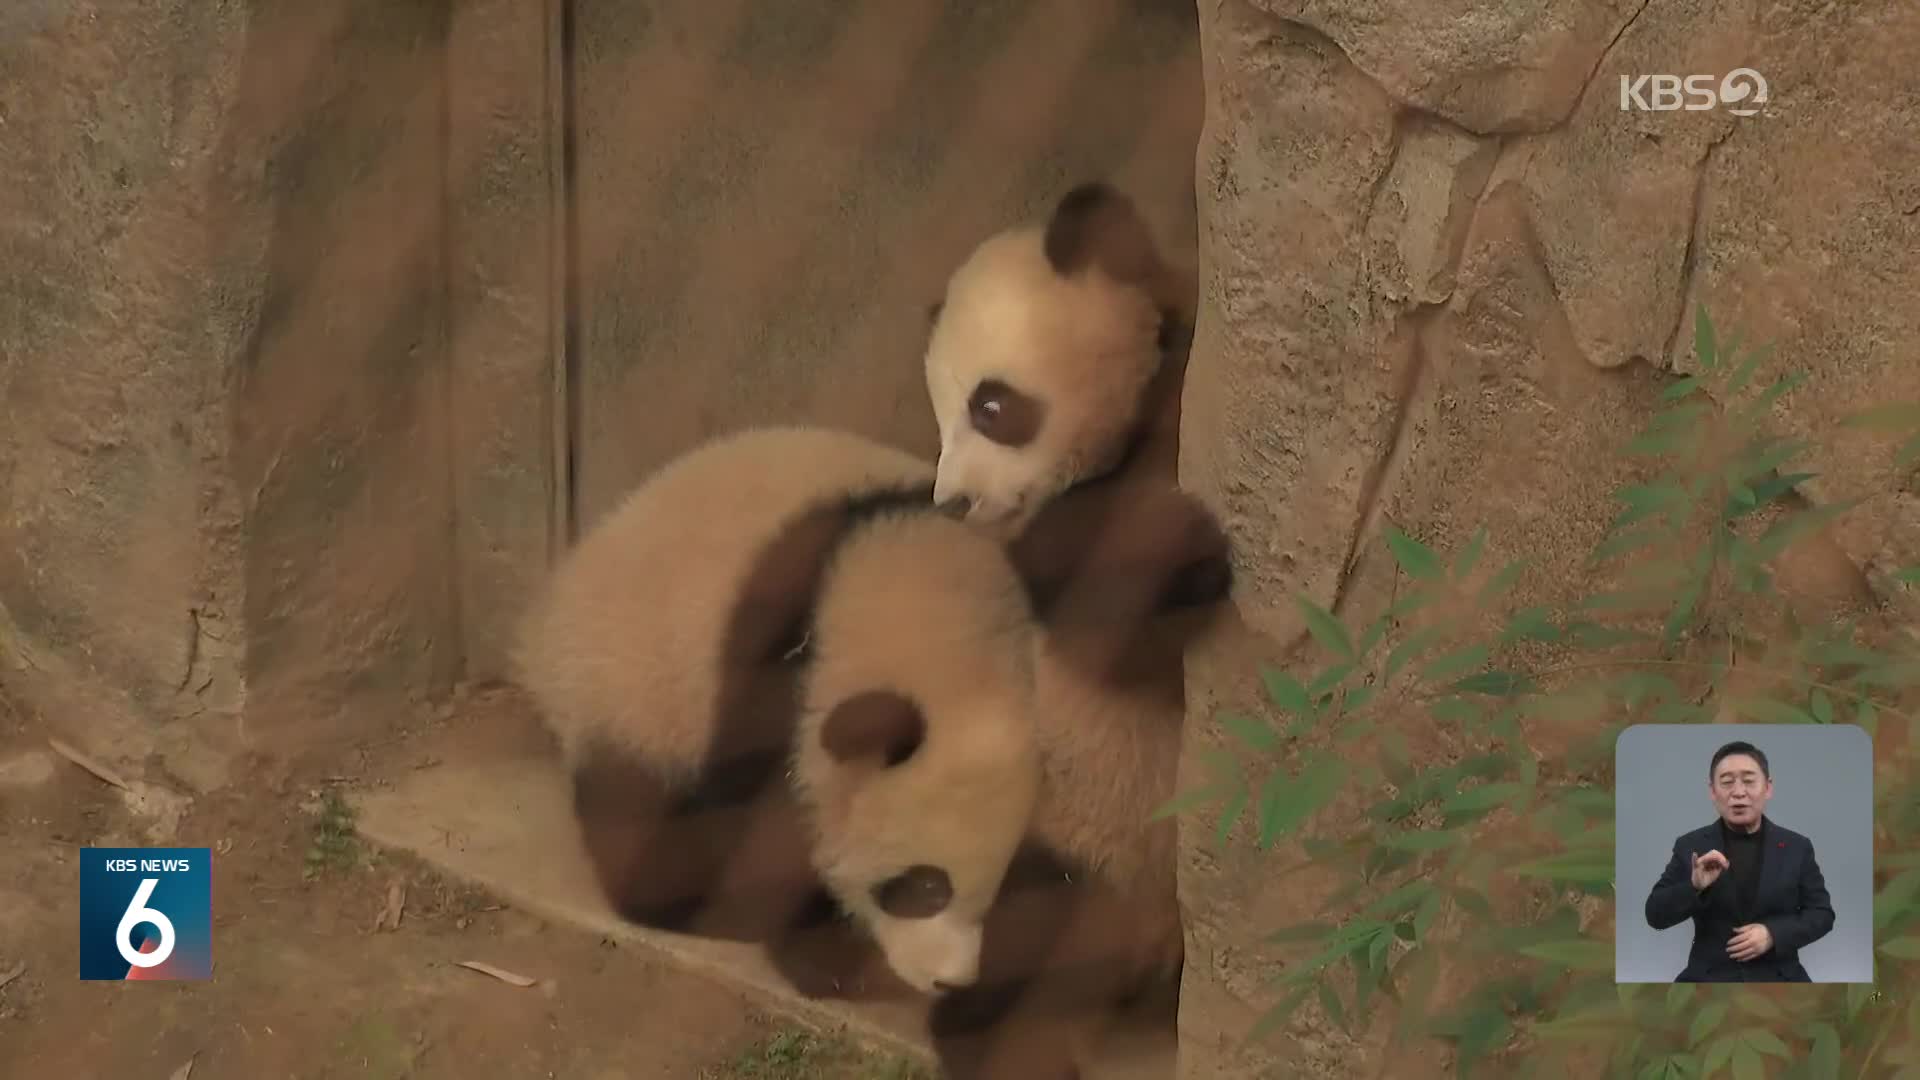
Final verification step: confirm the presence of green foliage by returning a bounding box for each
[1168,306,1920,1076]
[305,787,362,879]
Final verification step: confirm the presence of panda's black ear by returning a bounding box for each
[820,690,926,768]
[1042,181,1162,287]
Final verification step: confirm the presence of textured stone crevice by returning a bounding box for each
[1662,126,1735,372]
[1564,0,1655,128]
[1335,112,1502,614]
[1360,114,1409,240]
[1334,300,1446,617]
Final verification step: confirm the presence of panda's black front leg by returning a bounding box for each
[928,980,1082,1080]
[764,890,907,1002]
[1155,548,1232,613]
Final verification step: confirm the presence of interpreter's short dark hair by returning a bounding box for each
[1709,740,1770,781]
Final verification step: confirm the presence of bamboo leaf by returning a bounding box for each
[1477,558,1528,604]
[1702,1033,1737,1075]
[1421,643,1491,684]
[1742,1027,1791,1060]
[1841,402,1920,432]
[1877,936,1920,959]
[1808,1021,1841,1080]
[1215,786,1249,847]
[1666,982,1695,1015]
[1441,782,1524,815]
[1518,939,1612,971]
[1689,1000,1729,1046]
[1219,711,1281,753]
[1308,663,1356,698]
[1260,667,1314,717]
[1255,756,1348,850]
[1744,368,1805,415]
[1809,687,1834,724]
[1318,979,1348,1032]
[1899,431,1920,468]
[1295,594,1355,661]
[1694,303,1718,370]
[1501,606,1561,644]
[1149,783,1220,821]
[1386,525,1445,582]
[1385,625,1447,683]
[1662,375,1702,402]
[1454,670,1535,697]
[1413,889,1443,943]
[1452,526,1489,579]
[1357,612,1394,656]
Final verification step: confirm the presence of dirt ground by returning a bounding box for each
[0,689,929,1080]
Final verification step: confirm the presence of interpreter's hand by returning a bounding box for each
[1690,849,1728,891]
[1728,923,1773,962]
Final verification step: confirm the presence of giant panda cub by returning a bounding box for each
[918,182,1233,1079]
[923,179,1195,538]
[512,425,1048,1002]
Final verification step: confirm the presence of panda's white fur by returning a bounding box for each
[917,183,1230,1080]
[923,180,1193,537]
[513,425,1044,999]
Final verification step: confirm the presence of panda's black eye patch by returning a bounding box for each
[967,379,1043,448]
[820,690,926,767]
[871,864,953,919]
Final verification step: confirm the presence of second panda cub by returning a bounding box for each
[514,426,1046,1001]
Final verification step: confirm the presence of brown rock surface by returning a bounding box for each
[1182,0,1919,1073]
[0,3,253,792]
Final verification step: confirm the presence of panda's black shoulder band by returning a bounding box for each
[839,481,939,525]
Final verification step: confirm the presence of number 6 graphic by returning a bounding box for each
[116,878,176,968]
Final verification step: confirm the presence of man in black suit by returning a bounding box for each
[1643,739,1836,982]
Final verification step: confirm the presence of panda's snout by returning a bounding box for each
[929,951,981,992]
[937,495,973,520]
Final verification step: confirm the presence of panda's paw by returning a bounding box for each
[768,932,910,1002]
[1159,551,1232,612]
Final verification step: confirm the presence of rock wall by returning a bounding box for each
[1180,0,1919,1073]
[0,2,254,794]
[224,0,465,756]
[0,0,494,794]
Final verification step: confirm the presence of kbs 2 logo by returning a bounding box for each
[79,847,213,981]
[1619,69,1770,116]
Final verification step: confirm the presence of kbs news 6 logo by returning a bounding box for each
[78,847,213,981]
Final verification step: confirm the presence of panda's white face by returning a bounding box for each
[923,192,1171,538]
[801,685,1041,997]
[790,514,1044,996]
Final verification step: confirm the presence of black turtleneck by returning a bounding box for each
[1718,815,1766,919]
